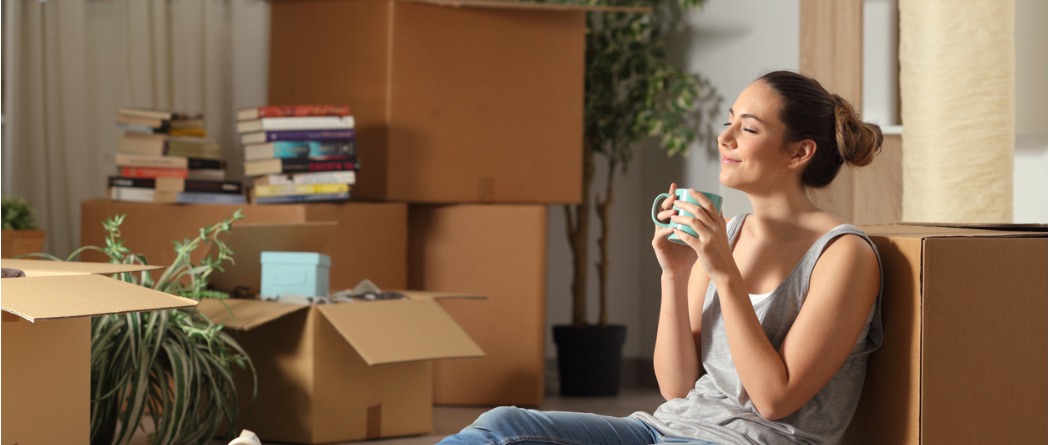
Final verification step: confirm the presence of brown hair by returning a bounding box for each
[758,70,883,188]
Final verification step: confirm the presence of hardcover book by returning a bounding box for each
[117,133,168,156]
[154,177,243,194]
[243,140,356,161]
[118,166,189,179]
[244,158,359,177]
[252,191,351,204]
[240,129,356,145]
[115,154,189,169]
[253,182,351,198]
[236,115,355,134]
[236,104,352,121]
[252,171,357,186]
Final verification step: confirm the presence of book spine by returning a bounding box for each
[108,176,156,189]
[186,158,226,170]
[116,154,189,169]
[280,159,359,173]
[253,171,357,186]
[242,129,357,144]
[260,116,355,131]
[118,166,189,179]
[183,180,243,194]
[253,191,351,204]
[258,141,356,159]
[109,186,155,202]
[242,104,352,120]
[254,183,350,197]
[175,192,247,205]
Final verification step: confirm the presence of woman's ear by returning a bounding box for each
[787,139,817,170]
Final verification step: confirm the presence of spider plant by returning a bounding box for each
[30,210,256,445]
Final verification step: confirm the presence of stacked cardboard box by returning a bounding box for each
[267,0,601,408]
[843,224,1047,445]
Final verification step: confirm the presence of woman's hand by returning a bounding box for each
[668,189,732,280]
[652,183,698,277]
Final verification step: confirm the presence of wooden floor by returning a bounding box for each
[165,387,666,445]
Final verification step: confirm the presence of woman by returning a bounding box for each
[439,70,884,445]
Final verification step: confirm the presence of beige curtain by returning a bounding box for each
[2,0,268,256]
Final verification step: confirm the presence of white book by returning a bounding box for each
[109,186,155,203]
[235,116,355,134]
[252,171,357,186]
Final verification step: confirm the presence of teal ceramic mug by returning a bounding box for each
[651,188,723,245]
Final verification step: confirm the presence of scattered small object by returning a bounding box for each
[227,429,262,445]
[1,268,25,278]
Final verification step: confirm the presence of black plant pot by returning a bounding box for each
[552,324,627,397]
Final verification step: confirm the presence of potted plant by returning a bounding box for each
[1,197,47,257]
[553,0,721,396]
[26,210,256,445]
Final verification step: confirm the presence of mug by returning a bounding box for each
[651,188,723,245]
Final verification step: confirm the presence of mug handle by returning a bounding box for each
[651,193,673,228]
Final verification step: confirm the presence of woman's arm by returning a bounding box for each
[653,262,709,399]
[713,235,879,419]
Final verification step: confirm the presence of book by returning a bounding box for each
[118,166,189,179]
[236,115,355,134]
[166,137,222,159]
[186,157,225,170]
[236,104,352,121]
[117,133,168,156]
[154,177,243,194]
[252,170,357,186]
[116,114,170,130]
[109,186,155,203]
[108,176,156,189]
[154,191,247,205]
[115,153,189,169]
[240,129,356,145]
[244,140,356,161]
[254,183,351,198]
[244,158,359,177]
[118,107,175,121]
[253,191,351,205]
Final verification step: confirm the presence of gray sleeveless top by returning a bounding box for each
[632,214,884,445]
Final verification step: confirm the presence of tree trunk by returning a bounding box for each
[565,142,595,327]
[595,153,617,327]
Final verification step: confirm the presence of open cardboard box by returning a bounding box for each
[196,222,485,443]
[1,259,198,444]
[843,223,1047,445]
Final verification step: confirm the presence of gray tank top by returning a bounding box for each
[632,214,884,445]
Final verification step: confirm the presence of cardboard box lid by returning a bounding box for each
[1,259,195,322]
[197,292,484,366]
[863,223,1048,239]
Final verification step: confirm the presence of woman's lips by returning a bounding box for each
[721,155,741,164]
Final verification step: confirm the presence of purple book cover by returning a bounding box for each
[265,129,356,142]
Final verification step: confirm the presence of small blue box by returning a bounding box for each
[260,251,331,298]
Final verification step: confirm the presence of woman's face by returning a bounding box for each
[717,80,796,192]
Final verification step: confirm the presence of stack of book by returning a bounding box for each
[236,105,358,204]
[109,107,244,204]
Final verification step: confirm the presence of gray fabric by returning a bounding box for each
[632,214,884,445]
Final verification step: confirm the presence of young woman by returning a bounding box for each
[438,70,884,445]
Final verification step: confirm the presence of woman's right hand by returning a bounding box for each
[652,182,698,277]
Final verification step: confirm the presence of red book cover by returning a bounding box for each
[237,104,352,121]
[119,166,189,179]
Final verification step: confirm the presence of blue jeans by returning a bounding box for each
[437,406,721,445]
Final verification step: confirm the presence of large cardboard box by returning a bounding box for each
[408,204,548,406]
[198,293,483,444]
[1,259,197,444]
[843,224,1047,445]
[80,199,408,291]
[268,0,589,204]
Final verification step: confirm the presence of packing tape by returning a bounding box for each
[366,403,382,439]
[899,0,1015,223]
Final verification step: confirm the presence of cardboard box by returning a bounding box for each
[268,0,589,204]
[80,199,408,291]
[1,259,197,445]
[197,292,483,444]
[408,204,548,406]
[843,224,1047,445]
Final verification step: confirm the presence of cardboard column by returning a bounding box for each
[899,0,1015,222]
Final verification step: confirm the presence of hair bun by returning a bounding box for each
[832,94,883,167]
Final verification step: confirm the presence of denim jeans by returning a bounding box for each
[437,406,721,445]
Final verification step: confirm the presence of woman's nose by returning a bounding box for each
[718,128,734,150]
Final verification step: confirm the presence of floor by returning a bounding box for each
[191,387,667,445]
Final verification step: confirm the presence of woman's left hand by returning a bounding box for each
[668,189,732,280]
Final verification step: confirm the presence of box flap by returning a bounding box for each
[196,298,309,331]
[401,0,646,13]
[394,289,486,301]
[317,299,483,365]
[863,223,1047,239]
[1,274,196,322]
[1,258,163,276]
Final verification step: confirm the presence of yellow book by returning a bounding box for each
[253,182,350,198]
